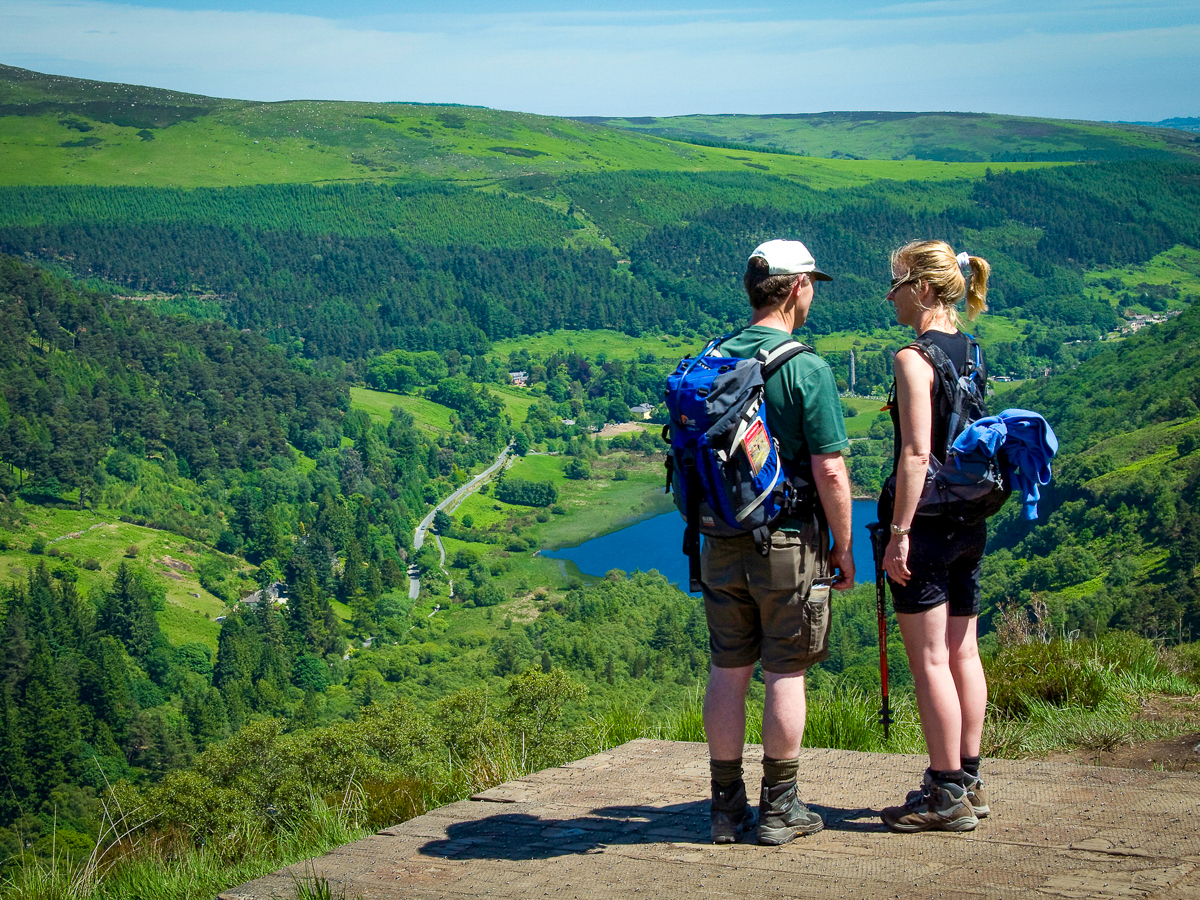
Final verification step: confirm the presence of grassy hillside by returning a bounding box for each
[580,111,1200,163]
[0,501,244,649]
[982,303,1200,641]
[0,64,1051,189]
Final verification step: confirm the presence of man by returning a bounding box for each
[703,239,855,845]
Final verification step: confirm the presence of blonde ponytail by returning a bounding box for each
[893,240,991,327]
[965,255,990,321]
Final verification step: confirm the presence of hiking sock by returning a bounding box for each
[710,758,744,788]
[961,756,981,780]
[762,756,800,787]
[930,767,968,788]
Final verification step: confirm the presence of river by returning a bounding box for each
[543,499,881,592]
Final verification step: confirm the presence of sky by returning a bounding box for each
[1,0,1197,121]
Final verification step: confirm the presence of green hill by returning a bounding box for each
[0,64,1037,189]
[578,111,1200,163]
[983,303,1200,641]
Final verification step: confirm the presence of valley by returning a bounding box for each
[1,62,1198,900]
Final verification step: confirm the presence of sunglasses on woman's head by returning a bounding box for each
[889,274,918,292]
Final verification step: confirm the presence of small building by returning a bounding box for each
[242,581,287,607]
[630,403,655,420]
[509,371,529,386]
[560,418,576,426]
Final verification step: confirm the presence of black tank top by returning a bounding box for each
[891,330,988,464]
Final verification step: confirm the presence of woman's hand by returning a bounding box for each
[883,534,912,585]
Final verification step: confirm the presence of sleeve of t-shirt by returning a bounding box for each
[797,365,850,455]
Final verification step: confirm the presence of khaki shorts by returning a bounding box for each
[700,521,831,674]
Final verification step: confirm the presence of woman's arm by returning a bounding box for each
[883,347,934,585]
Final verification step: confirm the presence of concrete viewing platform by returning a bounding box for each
[219,739,1200,900]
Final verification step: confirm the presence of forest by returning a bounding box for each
[1,160,1197,380]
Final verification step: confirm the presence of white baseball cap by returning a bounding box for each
[749,239,832,281]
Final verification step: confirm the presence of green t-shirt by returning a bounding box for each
[716,326,849,462]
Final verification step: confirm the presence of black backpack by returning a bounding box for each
[881,334,1012,526]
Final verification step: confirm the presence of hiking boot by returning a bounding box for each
[710,779,754,844]
[964,774,989,817]
[882,770,978,833]
[757,779,824,845]
[906,773,989,818]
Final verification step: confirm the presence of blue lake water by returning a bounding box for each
[543,499,880,592]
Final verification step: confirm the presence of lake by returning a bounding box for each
[543,498,882,591]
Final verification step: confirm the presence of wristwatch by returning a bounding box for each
[891,524,912,536]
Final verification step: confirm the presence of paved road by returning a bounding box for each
[408,444,512,600]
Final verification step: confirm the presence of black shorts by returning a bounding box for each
[888,519,986,617]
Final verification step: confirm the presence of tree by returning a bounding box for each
[98,562,161,661]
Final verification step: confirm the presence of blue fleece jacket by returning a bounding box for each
[952,408,1058,519]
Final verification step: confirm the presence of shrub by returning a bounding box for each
[495,477,558,507]
[83,556,102,570]
[564,458,591,480]
[125,544,140,558]
[29,536,46,554]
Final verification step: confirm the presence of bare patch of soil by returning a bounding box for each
[1048,695,1200,772]
[159,555,194,572]
[597,422,646,438]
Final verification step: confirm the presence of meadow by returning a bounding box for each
[0,501,243,649]
[581,111,1200,164]
[1,66,1058,190]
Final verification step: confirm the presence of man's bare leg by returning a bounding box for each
[704,663,754,760]
[761,669,807,758]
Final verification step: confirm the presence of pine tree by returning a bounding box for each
[98,562,161,660]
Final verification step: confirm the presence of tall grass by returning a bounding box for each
[4,636,1197,900]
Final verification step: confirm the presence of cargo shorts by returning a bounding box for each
[699,519,832,674]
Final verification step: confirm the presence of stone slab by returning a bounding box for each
[218,739,1200,900]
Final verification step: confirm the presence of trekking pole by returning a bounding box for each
[867,522,893,741]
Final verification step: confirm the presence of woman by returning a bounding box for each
[879,240,991,833]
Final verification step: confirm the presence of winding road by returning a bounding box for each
[408,444,512,600]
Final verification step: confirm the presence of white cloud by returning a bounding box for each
[0,0,1196,119]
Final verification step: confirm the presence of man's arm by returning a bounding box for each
[811,450,854,589]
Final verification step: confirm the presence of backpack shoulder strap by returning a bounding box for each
[756,338,814,381]
[904,336,967,458]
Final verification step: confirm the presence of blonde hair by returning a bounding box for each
[891,240,990,325]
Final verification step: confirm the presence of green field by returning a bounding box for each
[442,449,673,596]
[1084,245,1200,313]
[489,329,702,364]
[349,386,455,433]
[0,65,1058,190]
[0,502,244,649]
[490,383,541,422]
[580,111,1200,164]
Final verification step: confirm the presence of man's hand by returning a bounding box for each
[811,450,854,590]
[829,543,855,590]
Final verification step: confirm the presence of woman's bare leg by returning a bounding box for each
[947,615,987,760]
[897,605,960,771]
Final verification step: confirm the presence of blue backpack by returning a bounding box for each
[664,335,815,591]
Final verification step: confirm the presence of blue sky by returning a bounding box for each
[1,0,1197,120]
